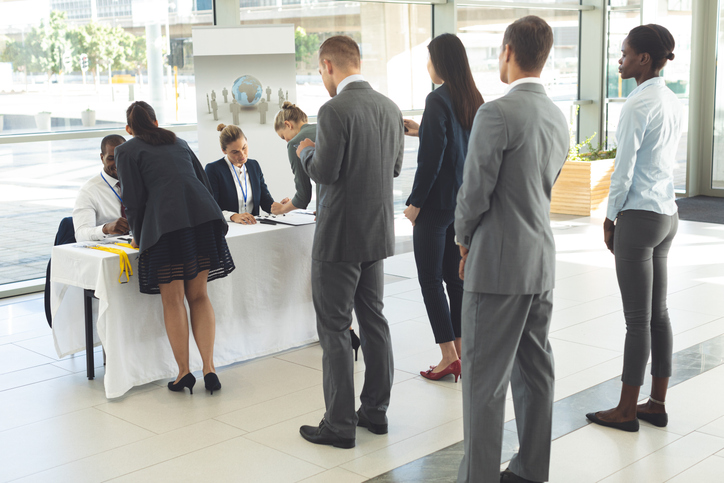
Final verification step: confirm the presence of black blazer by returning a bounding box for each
[407,83,471,211]
[205,158,274,216]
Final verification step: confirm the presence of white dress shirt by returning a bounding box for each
[72,172,124,242]
[504,77,545,95]
[606,77,683,221]
[337,74,365,95]
[223,156,254,221]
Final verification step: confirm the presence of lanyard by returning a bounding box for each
[101,172,123,205]
[89,246,134,283]
[231,163,249,209]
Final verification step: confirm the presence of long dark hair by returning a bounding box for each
[428,34,483,130]
[126,101,177,146]
[626,24,676,72]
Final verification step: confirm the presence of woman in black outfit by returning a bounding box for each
[116,101,235,395]
[404,34,483,382]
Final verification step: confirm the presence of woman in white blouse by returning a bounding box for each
[587,24,682,432]
[205,124,285,224]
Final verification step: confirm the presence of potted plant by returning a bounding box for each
[550,133,617,216]
[81,108,96,127]
[35,111,52,131]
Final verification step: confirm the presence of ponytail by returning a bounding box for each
[273,101,308,132]
[126,101,177,146]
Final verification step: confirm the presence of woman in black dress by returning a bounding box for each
[116,101,235,395]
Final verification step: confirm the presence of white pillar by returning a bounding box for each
[214,0,240,26]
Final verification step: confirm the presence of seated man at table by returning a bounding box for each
[73,135,129,241]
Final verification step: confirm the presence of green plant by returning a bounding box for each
[568,132,616,162]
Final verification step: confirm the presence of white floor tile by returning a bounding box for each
[0,362,71,392]
[0,312,48,338]
[698,415,724,440]
[383,252,418,279]
[0,343,56,375]
[297,467,367,483]
[106,435,324,483]
[550,295,622,332]
[382,296,428,324]
[599,431,724,483]
[548,338,621,380]
[0,407,154,482]
[666,454,724,482]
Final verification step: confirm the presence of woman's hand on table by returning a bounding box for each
[231,213,257,225]
[271,198,292,215]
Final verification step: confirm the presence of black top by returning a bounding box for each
[407,83,471,210]
[115,137,226,253]
[205,158,274,217]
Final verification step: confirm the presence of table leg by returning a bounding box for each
[84,289,95,380]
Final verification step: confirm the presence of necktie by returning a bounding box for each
[116,182,126,218]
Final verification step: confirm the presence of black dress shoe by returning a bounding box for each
[500,468,542,483]
[637,411,668,427]
[357,409,388,435]
[299,419,355,449]
[204,372,221,395]
[586,412,639,432]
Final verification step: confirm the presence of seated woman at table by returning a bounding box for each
[116,101,234,396]
[271,102,316,215]
[205,124,285,225]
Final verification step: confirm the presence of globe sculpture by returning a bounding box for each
[232,75,263,106]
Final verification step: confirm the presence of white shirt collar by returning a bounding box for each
[628,76,665,98]
[337,74,365,95]
[225,155,245,174]
[504,77,544,95]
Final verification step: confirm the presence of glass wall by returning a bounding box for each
[457,7,580,135]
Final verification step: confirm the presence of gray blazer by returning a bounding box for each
[455,83,569,295]
[300,81,405,262]
[116,137,226,253]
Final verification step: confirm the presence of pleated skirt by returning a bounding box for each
[138,219,235,295]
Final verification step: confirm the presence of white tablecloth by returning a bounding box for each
[50,223,318,398]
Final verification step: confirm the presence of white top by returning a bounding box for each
[505,77,544,95]
[606,77,683,221]
[223,156,254,221]
[337,74,366,95]
[72,172,124,242]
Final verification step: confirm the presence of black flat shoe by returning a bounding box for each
[168,373,196,394]
[357,409,388,435]
[586,412,639,432]
[299,419,355,449]
[350,329,361,361]
[204,372,221,395]
[500,468,542,483]
[637,411,668,427]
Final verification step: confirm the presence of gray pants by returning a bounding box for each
[312,259,394,439]
[458,290,555,483]
[614,210,678,386]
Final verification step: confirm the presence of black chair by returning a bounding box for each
[44,217,76,328]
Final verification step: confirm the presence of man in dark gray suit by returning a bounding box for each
[296,36,405,448]
[455,17,569,483]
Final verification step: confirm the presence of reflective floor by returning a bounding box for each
[1,213,724,482]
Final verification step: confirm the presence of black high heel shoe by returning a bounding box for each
[350,329,361,361]
[204,372,222,395]
[168,373,196,394]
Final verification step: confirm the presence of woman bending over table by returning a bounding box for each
[116,101,235,396]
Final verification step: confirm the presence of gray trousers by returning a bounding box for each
[312,259,394,439]
[458,290,555,483]
[614,210,678,386]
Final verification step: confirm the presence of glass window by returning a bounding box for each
[457,7,580,131]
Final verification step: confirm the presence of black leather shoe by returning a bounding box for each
[637,411,668,427]
[299,419,355,449]
[204,372,221,395]
[500,468,542,483]
[586,412,639,432]
[357,409,388,435]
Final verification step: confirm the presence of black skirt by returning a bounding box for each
[138,219,235,295]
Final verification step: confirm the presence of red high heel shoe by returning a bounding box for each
[420,359,461,382]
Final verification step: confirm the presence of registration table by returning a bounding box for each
[50,222,318,398]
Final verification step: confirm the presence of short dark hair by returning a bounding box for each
[100,134,125,155]
[318,35,360,70]
[626,24,676,72]
[502,16,554,73]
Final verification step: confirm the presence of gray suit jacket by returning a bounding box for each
[300,81,405,262]
[455,83,569,295]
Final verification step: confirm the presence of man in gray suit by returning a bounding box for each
[296,36,405,448]
[455,17,569,483]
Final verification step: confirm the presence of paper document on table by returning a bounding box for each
[257,211,316,226]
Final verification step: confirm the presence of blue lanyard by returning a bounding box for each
[231,163,248,208]
[101,172,123,204]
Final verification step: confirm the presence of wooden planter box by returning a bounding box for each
[551,158,616,216]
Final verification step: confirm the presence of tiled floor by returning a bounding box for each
[1,213,724,482]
